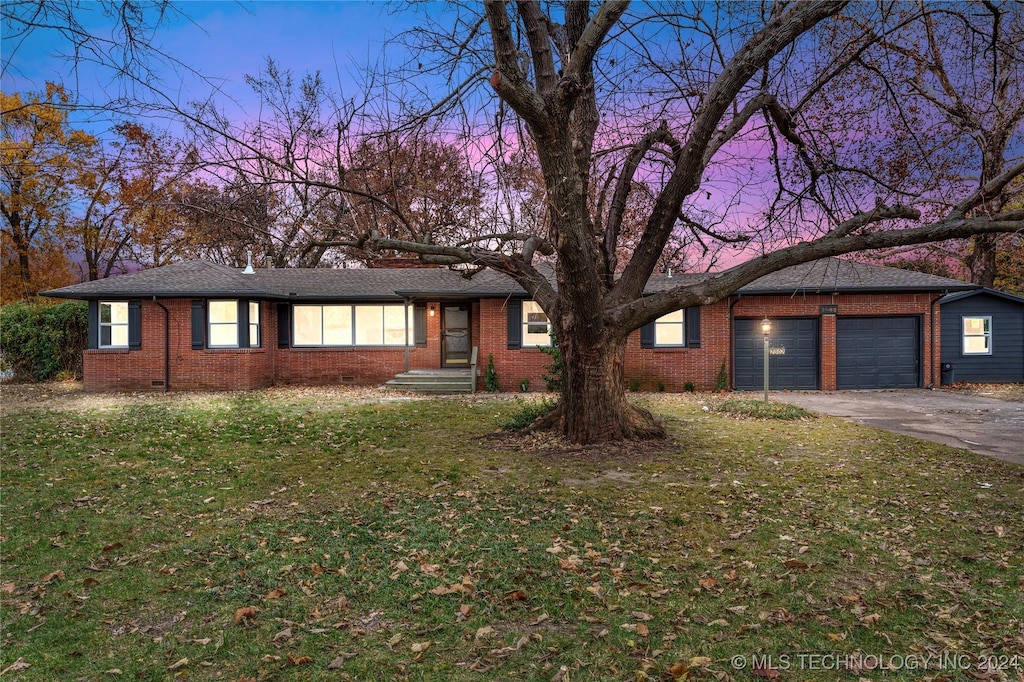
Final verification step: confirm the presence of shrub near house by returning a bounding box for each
[0,300,88,381]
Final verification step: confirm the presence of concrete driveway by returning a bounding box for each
[773,389,1024,466]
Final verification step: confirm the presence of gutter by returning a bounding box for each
[153,297,170,393]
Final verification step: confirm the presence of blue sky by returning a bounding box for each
[2,1,424,127]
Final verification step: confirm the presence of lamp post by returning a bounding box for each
[761,317,771,404]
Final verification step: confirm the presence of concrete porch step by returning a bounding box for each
[385,369,475,394]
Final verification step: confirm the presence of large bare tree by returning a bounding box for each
[355,1,1023,443]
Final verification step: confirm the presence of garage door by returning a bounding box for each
[734,318,819,390]
[836,317,920,389]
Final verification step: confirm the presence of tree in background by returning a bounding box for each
[1,83,93,301]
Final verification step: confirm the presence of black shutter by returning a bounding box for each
[87,300,99,350]
[238,300,250,348]
[686,307,701,348]
[191,300,205,350]
[507,299,521,349]
[414,304,427,346]
[640,321,655,348]
[128,300,142,349]
[277,304,291,348]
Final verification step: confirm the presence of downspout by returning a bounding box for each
[153,297,170,393]
[403,296,411,373]
[728,295,740,390]
[928,292,944,388]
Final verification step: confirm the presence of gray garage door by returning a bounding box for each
[734,318,819,390]
[837,316,920,389]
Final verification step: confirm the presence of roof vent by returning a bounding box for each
[242,250,255,275]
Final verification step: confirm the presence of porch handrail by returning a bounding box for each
[469,346,478,393]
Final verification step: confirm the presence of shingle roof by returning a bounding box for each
[734,258,976,294]
[940,287,1024,305]
[42,256,977,301]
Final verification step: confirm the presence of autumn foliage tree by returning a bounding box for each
[1,83,92,301]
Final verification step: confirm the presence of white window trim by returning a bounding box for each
[521,300,552,348]
[292,303,413,348]
[249,301,261,348]
[208,300,240,348]
[962,315,992,355]
[653,310,686,347]
[99,301,129,349]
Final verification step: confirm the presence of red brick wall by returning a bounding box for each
[83,299,274,392]
[80,293,942,392]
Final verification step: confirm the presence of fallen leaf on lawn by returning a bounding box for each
[859,613,882,626]
[726,605,747,615]
[752,664,781,678]
[688,656,712,668]
[488,635,530,656]
[783,559,809,570]
[506,590,528,602]
[636,623,650,637]
[234,606,258,625]
[631,611,653,621]
[289,536,307,544]
[166,658,188,671]
[0,583,14,594]
[459,604,472,617]
[545,545,564,554]
[474,625,495,641]
[40,570,65,583]
[410,640,432,653]
[387,633,404,649]
[994,526,1005,537]
[551,665,569,681]
[698,577,717,590]
[723,569,738,581]
[327,653,358,669]
[1,658,31,675]
[840,594,861,604]
[271,627,292,644]
[265,588,286,600]
[530,613,550,626]
[104,669,122,675]
[287,654,312,666]
[190,638,212,646]
[827,632,846,641]
[707,619,730,627]
[102,542,123,553]
[669,662,689,679]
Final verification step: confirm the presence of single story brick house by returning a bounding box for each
[939,288,1024,385]
[43,257,982,393]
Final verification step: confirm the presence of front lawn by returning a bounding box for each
[1,387,1021,681]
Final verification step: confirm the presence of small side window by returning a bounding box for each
[962,316,991,355]
[99,301,129,348]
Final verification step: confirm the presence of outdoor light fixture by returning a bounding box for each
[761,317,771,404]
[429,305,436,317]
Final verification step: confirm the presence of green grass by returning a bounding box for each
[716,398,814,420]
[1,389,1021,681]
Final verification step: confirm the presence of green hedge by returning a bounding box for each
[0,301,88,382]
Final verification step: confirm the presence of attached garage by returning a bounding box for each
[836,316,920,389]
[734,318,819,390]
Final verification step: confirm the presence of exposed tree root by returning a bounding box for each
[523,400,666,444]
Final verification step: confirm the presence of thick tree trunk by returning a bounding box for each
[966,233,998,287]
[544,331,665,444]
